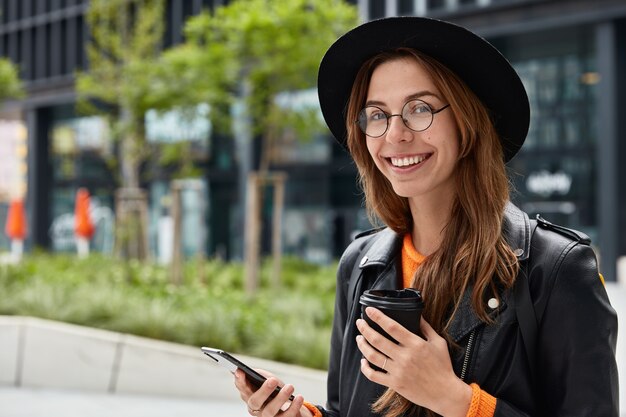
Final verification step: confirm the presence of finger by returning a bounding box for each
[364,307,415,345]
[234,369,255,400]
[255,368,284,385]
[282,395,306,417]
[356,318,399,356]
[359,357,388,386]
[246,377,279,413]
[262,383,295,416]
[356,318,396,358]
[356,334,391,371]
[356,307,408,356]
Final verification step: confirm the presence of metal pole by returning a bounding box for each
[595,22,618,282]
[170,183,183,285]
[271,173,286,287]
[244,173,260,294]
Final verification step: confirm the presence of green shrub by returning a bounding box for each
[0,253,337,369]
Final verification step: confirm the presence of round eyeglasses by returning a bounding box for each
[356,99,450,138]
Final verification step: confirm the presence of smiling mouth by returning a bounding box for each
[389,154,431,167]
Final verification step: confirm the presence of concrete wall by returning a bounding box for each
[0,316,328,404]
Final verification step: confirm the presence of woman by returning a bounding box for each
[234,17,619,417]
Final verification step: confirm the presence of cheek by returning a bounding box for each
[365,140,376,156]
[370,156,386,175]
[437,128,461,158]
[366,141,381,164]
[449,136,461,160]
[366,143,388,175]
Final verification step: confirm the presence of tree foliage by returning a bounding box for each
[76,0,168,187]
[0,58,24,101]
[162,0,358,164]
[76,0,358,181]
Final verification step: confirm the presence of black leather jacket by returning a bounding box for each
[316,203,618,417]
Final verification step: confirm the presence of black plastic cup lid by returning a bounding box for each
[359,289,423,310]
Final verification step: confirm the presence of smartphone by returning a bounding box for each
[201,347,294,401]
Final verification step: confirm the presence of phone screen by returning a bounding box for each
[201,347,294,400]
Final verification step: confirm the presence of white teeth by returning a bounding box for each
[391,155,425,167]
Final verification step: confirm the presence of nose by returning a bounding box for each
[385,114,413,144]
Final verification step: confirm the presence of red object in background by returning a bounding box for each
[74,188,95,239]
[5,199,27,240]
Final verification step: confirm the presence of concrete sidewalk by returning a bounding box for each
[0,314,327,416]
[0,386,244,417]
[1,282,624,416]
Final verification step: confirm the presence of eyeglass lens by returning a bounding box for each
[357,99,438,138]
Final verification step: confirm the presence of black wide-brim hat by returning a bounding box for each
[317,16,530,162]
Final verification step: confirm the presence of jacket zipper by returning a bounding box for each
[460,329,476,381]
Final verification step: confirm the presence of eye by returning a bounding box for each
[407,101,431,115]
[365,107,387,122]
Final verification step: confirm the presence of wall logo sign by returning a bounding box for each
[526,170,572,197]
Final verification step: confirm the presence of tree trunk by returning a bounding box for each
[114,187,149,261]
[114,107,149,260]
[243,171,286,295]
[120,107,141,189]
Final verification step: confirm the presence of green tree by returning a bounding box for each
[76,0,167,189]
[0,58,24,100]
[76,0,180,260]
[172,0,357,168]
[161,0,357,291]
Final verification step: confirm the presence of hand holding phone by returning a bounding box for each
[201,347,295,401]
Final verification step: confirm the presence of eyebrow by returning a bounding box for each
[365,91,442,107]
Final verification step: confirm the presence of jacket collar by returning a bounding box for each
[357,228,402,270]
[358,202,530,265]
[357,202,531,342]
[502,201,531,261]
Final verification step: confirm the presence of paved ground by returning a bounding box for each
[0,387,245,417]
[1,282,624,417]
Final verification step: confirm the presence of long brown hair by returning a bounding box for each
[346,49,519,417]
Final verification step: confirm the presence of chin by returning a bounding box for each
[390,184,420,198]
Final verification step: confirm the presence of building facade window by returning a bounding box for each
[48,105,116,253]
[427,0,446,11]
[361,0,557,19]
[494,26,598,240]
[369,0,386,19]
[269,89,332,165]
[398,0,414,14]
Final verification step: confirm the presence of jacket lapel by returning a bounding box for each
[503,201,531,261]
[444,203,531,342]
[447,287,509,342]
[358,228,403,291]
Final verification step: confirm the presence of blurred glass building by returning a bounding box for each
[0,0,624,281]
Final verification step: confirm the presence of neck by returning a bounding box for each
[408,191,454,256]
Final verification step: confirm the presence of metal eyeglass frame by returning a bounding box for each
[356,99,451,138]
